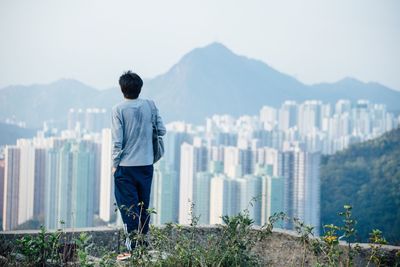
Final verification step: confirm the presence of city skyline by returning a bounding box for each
[1,98,397,233]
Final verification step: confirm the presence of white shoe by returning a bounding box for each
[116,252,131,261]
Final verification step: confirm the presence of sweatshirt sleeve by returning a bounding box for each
[154,102,166,136]
[111,107,123,168]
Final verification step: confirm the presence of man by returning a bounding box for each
[111,71,166,259]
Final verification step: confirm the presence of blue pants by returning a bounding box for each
[114,165,154,235]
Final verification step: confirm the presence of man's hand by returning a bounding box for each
[112,167,116,174]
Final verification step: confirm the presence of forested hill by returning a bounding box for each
[0,123,36,146]
[320,127,400,244]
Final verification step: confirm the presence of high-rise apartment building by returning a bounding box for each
[193,172,212,224]
[16,140,36,226]
[0,158,4,228]
[281,145,320,233]
[259,105,277,130]
[179,141,208,224]
[209,174,237,224]
[279,101,298,131]
[99,129,113,222]
[150,160,179,224]
[298,100,323,136]
[260,175,284,226]
[2,139,48,230]
[2,147,20,230]
[45,140,98,229]
[68,108,108,133]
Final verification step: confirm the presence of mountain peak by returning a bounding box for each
[202,42,231,51]
[181,42,235,62]
[48,78,97,91]
[51,78,89,87]
[337,77,364,85]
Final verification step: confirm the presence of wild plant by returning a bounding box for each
[74,232,94,266]
[366,229,388,267]
[339,205,357,266]
[292,217,315,267]
[15,225,64,266]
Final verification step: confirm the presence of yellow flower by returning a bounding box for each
[324,235,338,243]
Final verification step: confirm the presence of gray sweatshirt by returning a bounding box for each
[111,98,166,167]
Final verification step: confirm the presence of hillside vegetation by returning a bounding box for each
[320,127,400,244]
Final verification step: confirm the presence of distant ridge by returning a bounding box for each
[1,42,400,127]
[143,42,400,123]
[0,123,36,146]
[0,79,99,128]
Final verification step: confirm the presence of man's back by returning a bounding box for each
[111,98,166,167]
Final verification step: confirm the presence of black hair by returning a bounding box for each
[119,71,143,99]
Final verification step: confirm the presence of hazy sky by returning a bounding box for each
[0,0,399,90]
